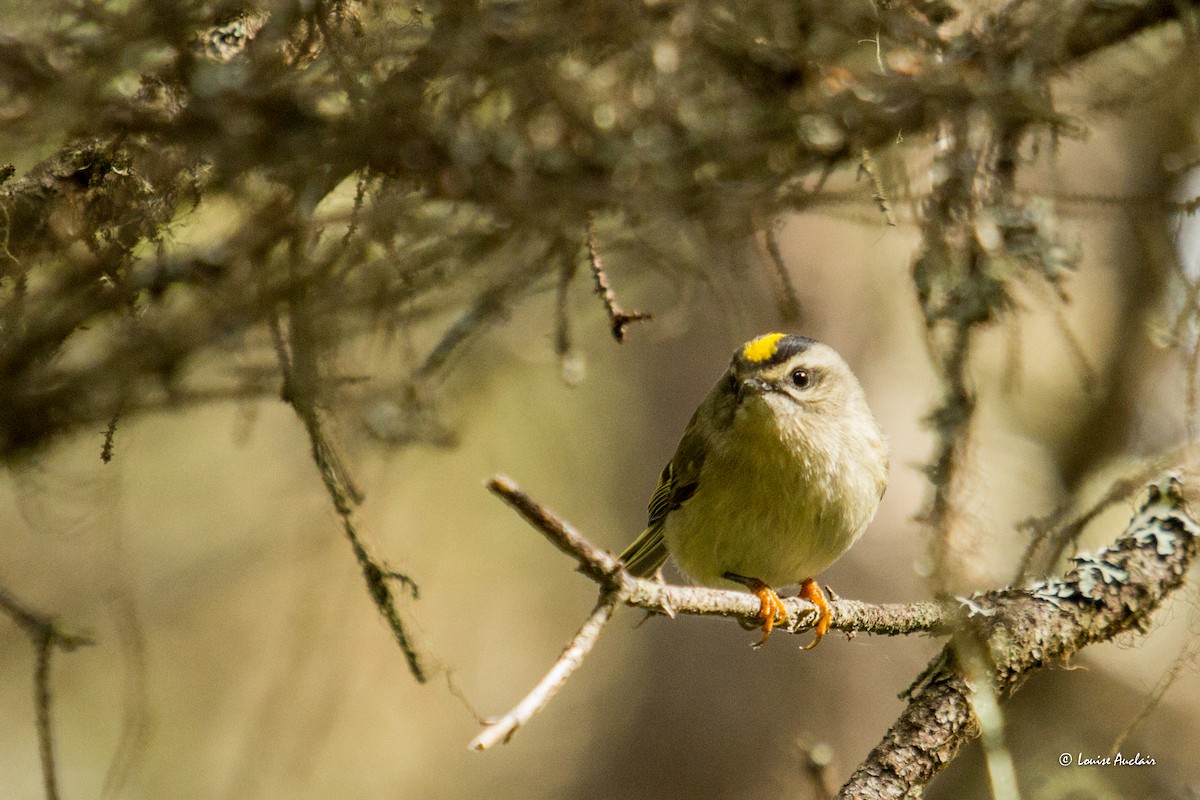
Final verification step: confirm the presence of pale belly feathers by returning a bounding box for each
[664,403,883,589]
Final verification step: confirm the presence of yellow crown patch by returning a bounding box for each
[742,332,787,363]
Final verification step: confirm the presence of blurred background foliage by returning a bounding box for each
[2,0,1200,797]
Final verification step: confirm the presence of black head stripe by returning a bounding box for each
[734,333,815,370]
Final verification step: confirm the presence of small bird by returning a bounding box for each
[619,333,888,648]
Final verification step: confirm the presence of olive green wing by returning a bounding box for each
[618,433,704,577]
[617,464,675,577]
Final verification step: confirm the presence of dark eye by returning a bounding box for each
[791,368,811,389]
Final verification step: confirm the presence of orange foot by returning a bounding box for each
[723,572,788,647]
[798,578,831,651]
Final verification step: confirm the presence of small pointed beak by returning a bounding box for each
[736,376,771,403]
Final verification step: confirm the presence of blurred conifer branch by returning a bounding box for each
[2,0,1194,455]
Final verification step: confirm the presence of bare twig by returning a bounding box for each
[474,474,952,750]
[33,629,61,800]
[100,412,119,464]
[487,474,623,584]
[411,257,551,395]
[762,223,803,323]
[469,588,624,750]
[858,148,897,227]
[0,587,93,800]
[585,213,652,344]
[485,474,951,636]
[275,303,428,682]
[1108,624,1200,758]
[1014,443,1200,583]
[1025,272,1098,392]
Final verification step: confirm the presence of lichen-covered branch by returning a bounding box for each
[837,475,1199,799]
[479,471,1200,784]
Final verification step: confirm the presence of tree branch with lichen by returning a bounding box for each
[473,472,1200,800]
[837,475,1198,798]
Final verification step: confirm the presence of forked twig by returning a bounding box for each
[272,304,428,681]
[475,470,1200,796]
[1014,443,1200,583]
[471,474,952,750]
[0,588,93,800]
[585,212,652,343]
[469,588,624,750]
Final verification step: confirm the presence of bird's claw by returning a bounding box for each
[723,572,788,648]
[798,578,831,650]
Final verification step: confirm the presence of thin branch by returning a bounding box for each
[33,629,61,800]
[473,474,952,750]
[858,148,897,227]
[487,474,622,584]
[1014,443,1200,583]
[469,588,624,750]
[0,587,93,800]
[585,212,652,344]
[1108,610,1200,758]
[762,223,803,323]
[412,257,551,389]
[1025,272,1098,392]
[481,470,1200,792]
[485,474,951,636]
[100,412,119,464]
[275,303,429,682]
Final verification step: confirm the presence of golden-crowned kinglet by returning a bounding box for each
[620,333,889,648]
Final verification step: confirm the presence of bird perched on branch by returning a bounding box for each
[620,333,888,648]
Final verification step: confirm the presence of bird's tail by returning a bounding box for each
[617,524,668,577]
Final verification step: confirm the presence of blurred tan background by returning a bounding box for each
[4,58,1200,800]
